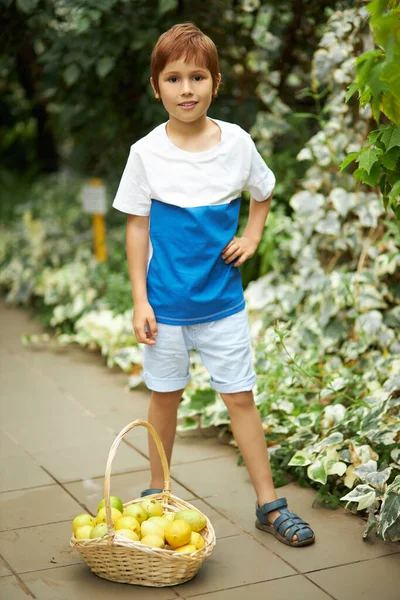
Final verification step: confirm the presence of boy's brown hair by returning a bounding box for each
[150,23,220,98]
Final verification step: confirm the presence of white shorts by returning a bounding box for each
[142,309,256,393]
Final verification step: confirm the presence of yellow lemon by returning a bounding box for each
[75,525,93,539]
[190,531,205,549]
[140,498,164,517]
[115,516,140,535]
[97,496,124,514]
[141,535,165,549]
[148,516,169,533]
[90,523,108,539]
[123,504,148,524]
[141,520,164,540]
[95,506,123,526]
[165,519,192,549]
[174,509,206,532]
[175,544,197,554]
[163,513,175,522]
[116,529,140,542]
[72,513,95,535]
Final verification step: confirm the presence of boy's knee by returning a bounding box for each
[151,389,184,405]
[220,391,254,411]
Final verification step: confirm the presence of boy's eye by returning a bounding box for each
[167,75,205,83]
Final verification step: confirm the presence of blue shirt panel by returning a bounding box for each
[147,198,245,325]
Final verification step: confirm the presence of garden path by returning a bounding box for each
[0,301,399,600]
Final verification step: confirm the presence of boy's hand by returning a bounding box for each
[133,301,158,345]
[221,236,258,267]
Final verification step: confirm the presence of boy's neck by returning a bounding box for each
[166,115,221,152]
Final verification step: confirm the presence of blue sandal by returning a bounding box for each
[141,488,163,497]
[255,497,315,547]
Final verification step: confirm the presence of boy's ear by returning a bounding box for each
[213,72,222,98]
[150,77,160,99]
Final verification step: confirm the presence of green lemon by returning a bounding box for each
[97,496,124,514]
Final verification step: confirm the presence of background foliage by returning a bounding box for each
[1,0,399,540]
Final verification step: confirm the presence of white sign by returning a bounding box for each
[82,183,107,215]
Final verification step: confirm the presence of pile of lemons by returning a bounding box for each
[72,495,207,554]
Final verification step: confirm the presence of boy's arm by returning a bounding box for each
[222,194,272,267]
[126,215,158,345]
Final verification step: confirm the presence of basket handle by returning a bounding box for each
[103,419,171,541]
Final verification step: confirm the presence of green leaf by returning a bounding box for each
[96,57,115,79]
[288,450,313,467]
[368,128,383,144]
[307,459,327,484]
[381,126,400,151]
[341,484,376,511]
[340,152,359,171]
[63,64,80,86]
[381,93,400,125]
[16,0,39,12]
[388,180,400,204]
[358,148,382,174]
[158,0,178,16]
[354,163,381,187]
[345,82,359,103]
[363,509,378,539]
[378,475,400,541]
[188,388,216,411]
[381,146,400,170]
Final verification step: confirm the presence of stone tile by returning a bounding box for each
[0,521,83,574]
[0,430,26,458]
[3,414,115,454]
[0,348,22,375]
[171,457,400,571]
[0,370,84,424]
[22,563,178,599]
[65,470,196,516]
[185,498,243,540]
[31,438,149,483]
[0,454,53,493]
[0,484,82,531]
[309,554,400,600]
[132,429,237,466]
[175,534,295,597]
[0,304,42,351]
[94,411,153,441]
[0,554,12,577]
[0,575,35,599]
[185,575,331,599]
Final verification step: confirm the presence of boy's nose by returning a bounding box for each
[181,79,194,95]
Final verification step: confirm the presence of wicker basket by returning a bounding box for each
[70,419,216,587]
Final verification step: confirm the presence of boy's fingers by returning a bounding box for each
[222,237,237,253]
[147,317,158,336]
[224,248,242,263]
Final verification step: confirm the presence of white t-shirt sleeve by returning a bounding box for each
[243,134,275,201]
[112,146,151,216]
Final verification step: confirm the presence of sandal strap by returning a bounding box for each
[274,510,312,542]
[140,488,163,497]
[256,497,288,518]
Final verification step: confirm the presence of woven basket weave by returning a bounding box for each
[70,419,216,587]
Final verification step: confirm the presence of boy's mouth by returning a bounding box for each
[178,101,198,107]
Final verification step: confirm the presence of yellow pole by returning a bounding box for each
[90,178,107,262]
[92,213,107,261]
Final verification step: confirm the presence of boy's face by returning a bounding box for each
[151,58,221,124]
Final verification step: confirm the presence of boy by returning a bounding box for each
[113,23,314,547]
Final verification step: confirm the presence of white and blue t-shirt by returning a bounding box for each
[113,118,275,326]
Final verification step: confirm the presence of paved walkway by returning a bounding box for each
[0,302,399,600]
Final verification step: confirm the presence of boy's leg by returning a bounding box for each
[147,389,185,489]
[220,390,299,542]
[220,390,277,506]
